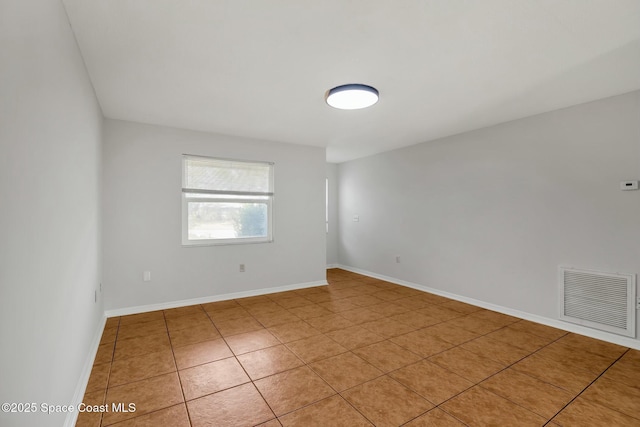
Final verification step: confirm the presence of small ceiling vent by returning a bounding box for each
[559,267,636,337]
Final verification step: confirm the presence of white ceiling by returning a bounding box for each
[62,0,640,163]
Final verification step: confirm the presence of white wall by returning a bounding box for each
[0,1,104,426]
[326,163,339,266]
[103,119,326,312]
[338,91,640,346]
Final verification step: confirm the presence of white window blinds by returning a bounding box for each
[183,157,273,195]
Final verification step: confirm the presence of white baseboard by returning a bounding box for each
[64,314,107,427]
[335,264,640,350]
[326,264,339,269]
[105,280,328,318]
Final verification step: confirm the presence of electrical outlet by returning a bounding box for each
[143,271,151,282]
[620,180,639,191]
[239,264,245,272]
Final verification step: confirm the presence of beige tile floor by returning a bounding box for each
[77,269,640,427]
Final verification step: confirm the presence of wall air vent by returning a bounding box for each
[559,267,636,337]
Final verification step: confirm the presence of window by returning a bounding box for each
[182,155,274,246]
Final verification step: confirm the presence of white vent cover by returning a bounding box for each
[559,267,636,337]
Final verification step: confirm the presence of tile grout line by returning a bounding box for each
[99,319,119,427]
[102,314,184,426]
[433,322,632,424]
[244,285,517,424]
[269,356,349,422]
[286,286,455,425]
[110,308,226,424]
[338,373,433,427]
[542,348,632,426]
[256,278,403,425]
[203,305,280,425]
[428,328,571,424]
[331,279,474,425]
[379,319,571,425]
[163,309,195,427]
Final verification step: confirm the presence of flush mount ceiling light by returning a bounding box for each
[326,84,379,110]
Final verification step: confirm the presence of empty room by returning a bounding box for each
[2,1,640,426]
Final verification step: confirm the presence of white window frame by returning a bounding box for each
[181,155,274,246]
